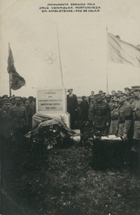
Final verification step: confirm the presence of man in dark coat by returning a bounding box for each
[116,92,133,164]
[92,93,110,136]
[93,94,110,135]
[67,89,78,129]
[26,96,36,131]
[80,96,89,121]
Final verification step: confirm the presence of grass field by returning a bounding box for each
[1,138,140,215]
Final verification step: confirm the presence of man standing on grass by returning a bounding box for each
[67,89,78,129]
[92,93,110,136]
[116,92,133,164]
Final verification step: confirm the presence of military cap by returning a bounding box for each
[95,93,102,99]
[10,96,15,101]
[2,95,8,99]
[106,94,111,98]
[100,92,106,98]
[99,90,103,94]
[0,98,9,105]
[117,90,123,93]
[116,92,124,97]
[28,96,33,99]
[131,86,140,91]
[111,90,117,96]
[15,96,21,101]
[124,87,130,91]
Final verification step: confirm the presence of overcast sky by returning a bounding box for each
[0,0,140,97]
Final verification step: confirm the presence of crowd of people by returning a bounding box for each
[67,87,140,157]
[0,95,36,141]
[0,86,140,180]
[0,87,140,143]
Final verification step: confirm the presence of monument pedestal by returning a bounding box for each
[35,87,70,128]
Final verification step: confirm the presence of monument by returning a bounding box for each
[36,87,70,127]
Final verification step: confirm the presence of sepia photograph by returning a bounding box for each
[0,0,140,214]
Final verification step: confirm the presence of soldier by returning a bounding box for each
[10,96,15,107]
[124,87,131,95]
[67,89,78,129]
[131,86,140,172]
[131,86,140,145]
[88,91,95,123]
[109,98,119,135]
[116,92,133,164]
[9,96,28,137]
[117,92,133,140]
[80,96,89,121]
[0,98,14,187]
[100,92,107,103]
[0,98,13,139]
[92,93,110,136]
[88,91,95,104]
[26,96,36,131]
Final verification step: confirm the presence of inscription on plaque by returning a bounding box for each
[38,89,65,112]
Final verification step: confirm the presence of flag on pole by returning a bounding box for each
[108,32,140,68]
[7,44,26,90]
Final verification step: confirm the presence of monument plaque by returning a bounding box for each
[37,89,66,112]
[36,87,70,127]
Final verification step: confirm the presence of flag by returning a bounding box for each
[7,44,26,90]
[108,32,140,68]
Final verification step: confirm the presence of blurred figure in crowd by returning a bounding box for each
[116,92,133,163]
[92,93,110,136]
[0,98,13,140]
[27,96,36,131]
[9,97,28,137]
[88,91,95,123]
[88,91,95,104]
[10,96,15,108]
[124,87,131,95]
[67,89,78,129]
[80,96,89,121]
[109,98,119,135]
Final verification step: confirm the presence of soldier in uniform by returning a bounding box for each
[88,91,95,123]
[131,86,140,170]
[92,94,110,168]
[9,97,28,137]
[109,98,119,135]
[80,96,89,121]
[0,98,13,140]
[9,96,15,108]
[26,96,36,131]
[92,93,110,136]
[67,89,78,129]
[0,98,14,188]
[124,87,131,95]
[116,92,133,164]
[88,91,95,104]
[117,92,133,140]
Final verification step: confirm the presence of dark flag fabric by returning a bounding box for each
[108,32,140,68]
[7,44,26,90]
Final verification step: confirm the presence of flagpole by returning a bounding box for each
[56,23,64,87]
[9,74,12,97]
[106,27,109,94]
[8,43,12,97]
[106,73,108,94]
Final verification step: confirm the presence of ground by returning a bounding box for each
[1,137,140,215]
